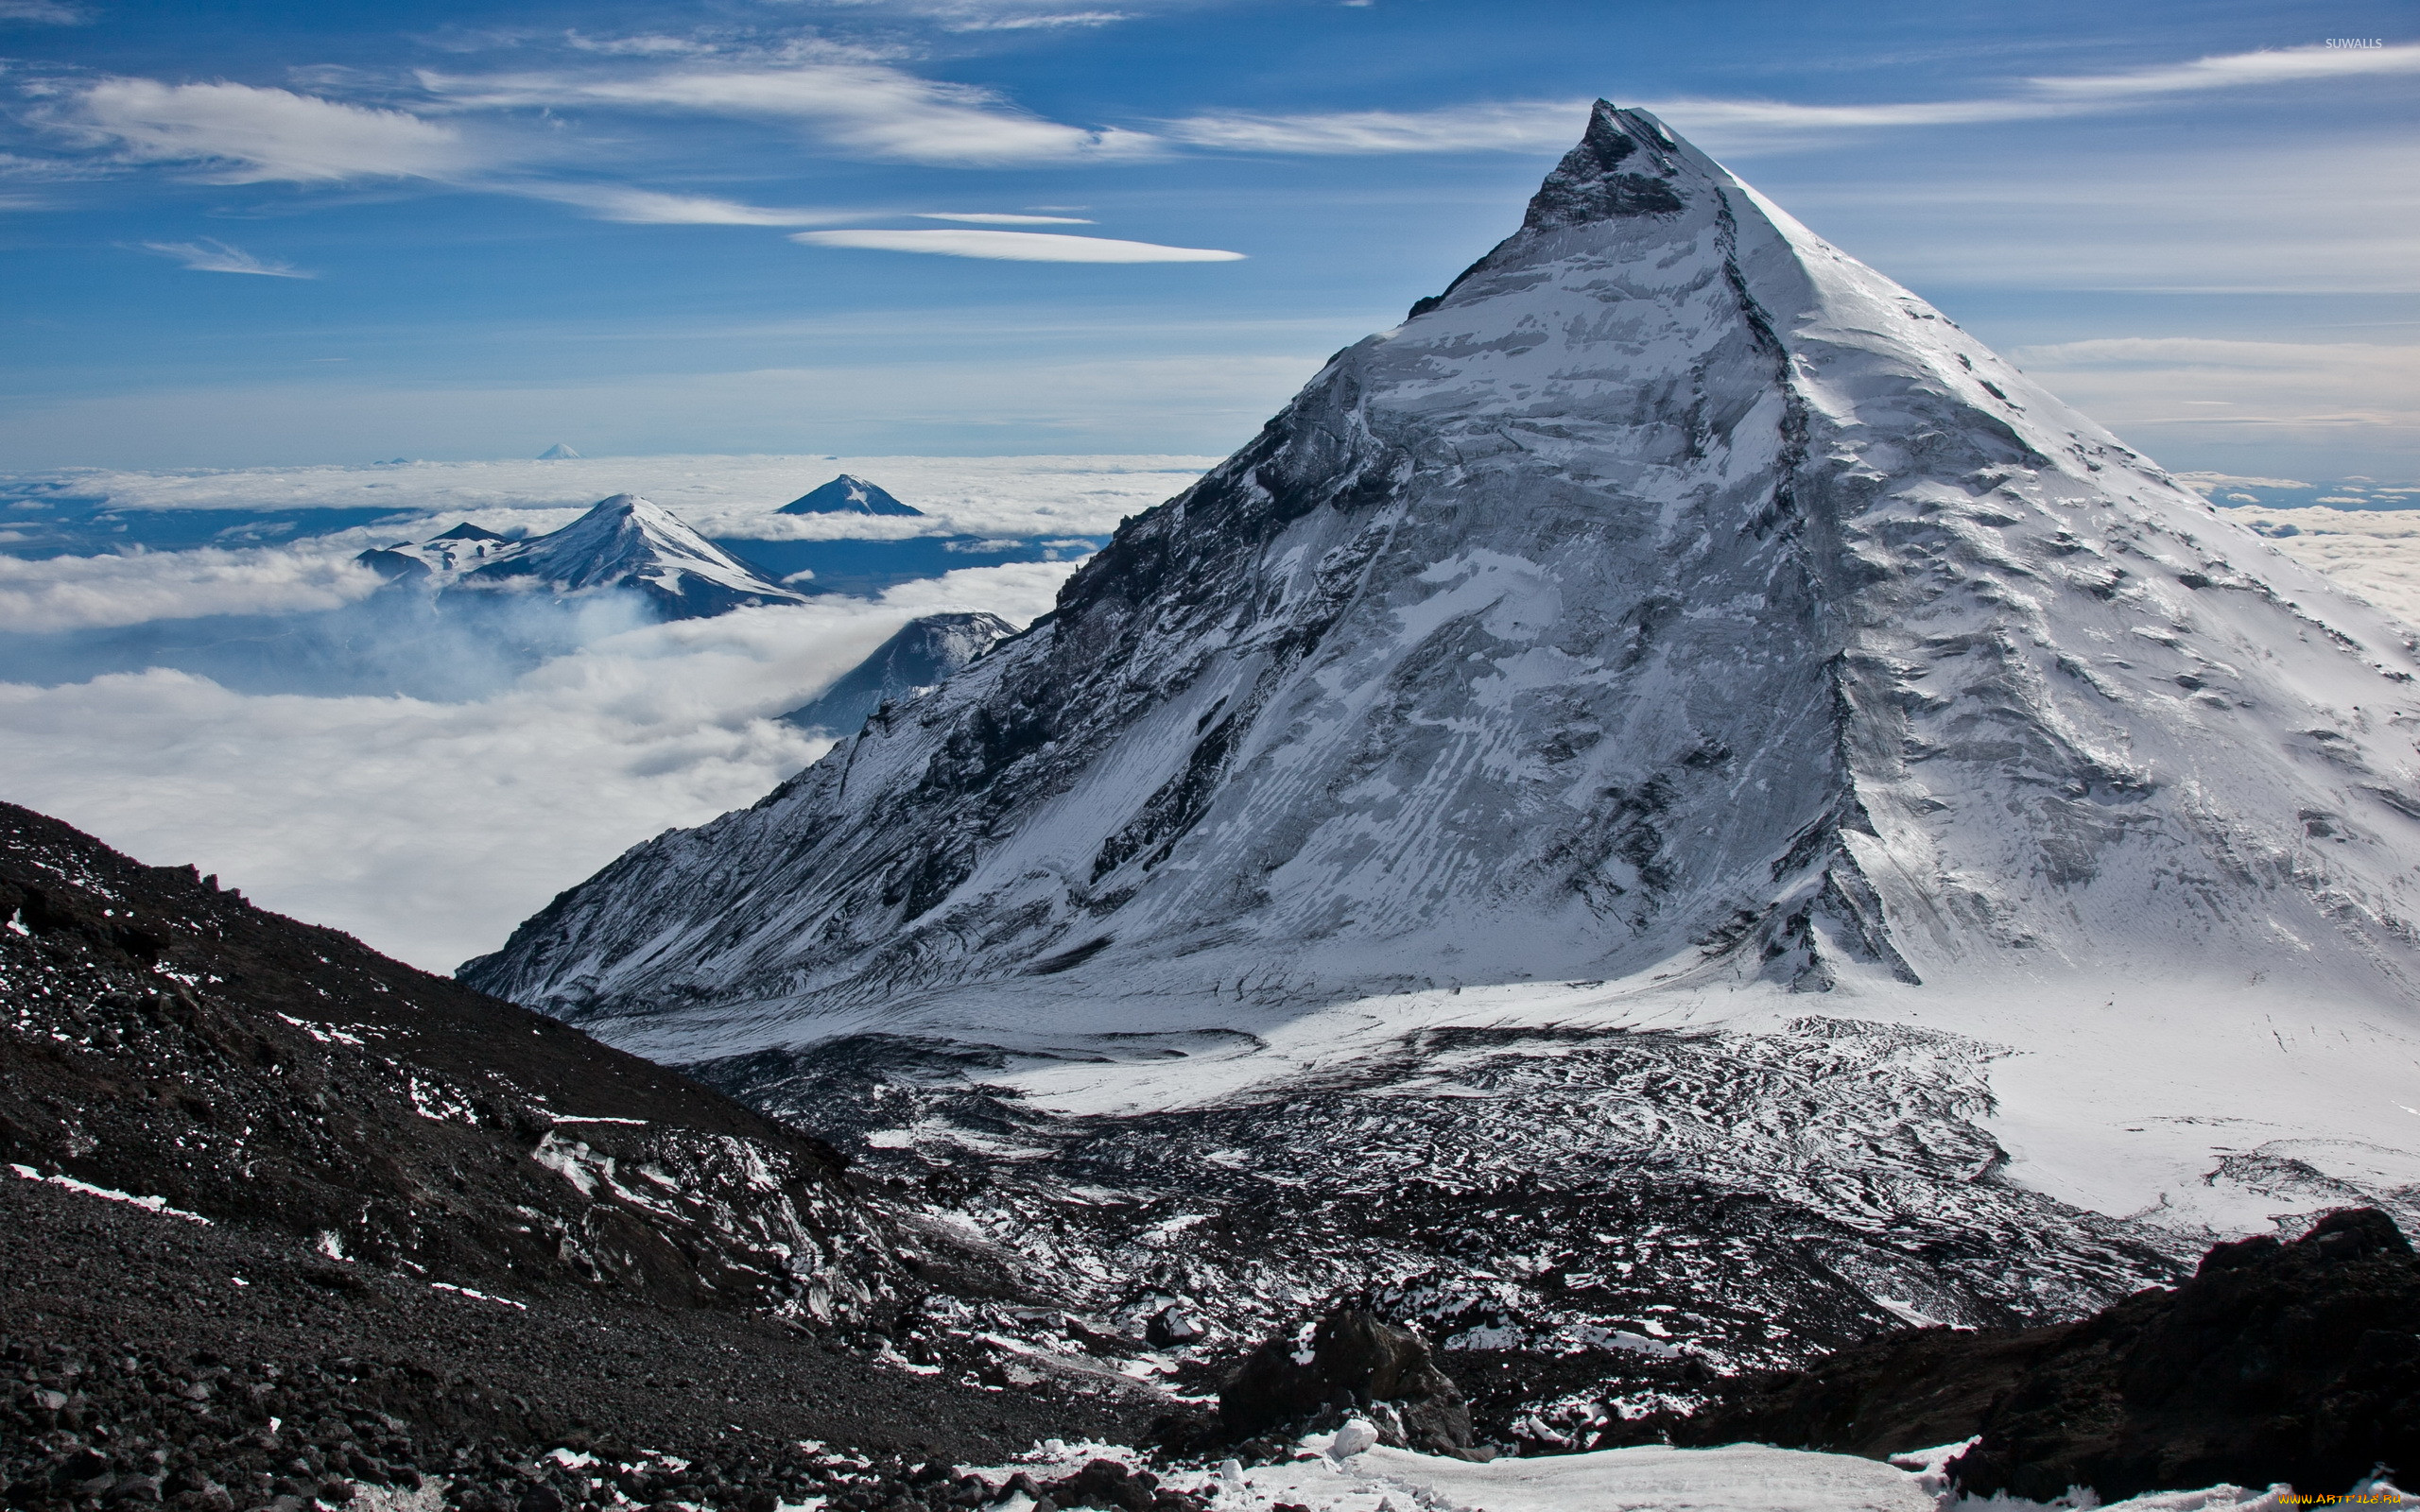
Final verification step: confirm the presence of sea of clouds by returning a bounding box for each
[0,455,1213,971]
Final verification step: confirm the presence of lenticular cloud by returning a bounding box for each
[791,229,1244,263]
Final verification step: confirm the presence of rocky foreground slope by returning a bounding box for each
[0,800,1158,1512]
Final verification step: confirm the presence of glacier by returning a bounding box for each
[463,104,2420,1394]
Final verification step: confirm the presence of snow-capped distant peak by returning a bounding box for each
[537,443,580,460]
[779,474,924,517]
[360,495,807,619]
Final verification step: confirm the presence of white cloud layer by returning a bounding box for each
[1787,137,2420,294]
[21,453,1219,537]
[71,78,482,181]
[2027,42,2420,97]
[2221,506,2420,632]
[0,543,385,631]
[791,228,1243,262]
[0,559,1080,971]
[137,237,313,278]
[0,353,1319,468]
[1162,100,1590,154]
[2012,336,2420,478]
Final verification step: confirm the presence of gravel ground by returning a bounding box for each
[0,1173,1165,1512]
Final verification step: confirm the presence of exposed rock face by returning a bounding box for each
[783,612,1019,734]
[465,102,2420,1042]
[1219,1311,1472,1453]
[1949,1208,2420,1501]
[1662,1208,2420,1501]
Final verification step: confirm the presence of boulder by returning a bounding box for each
[1218,1310,1471,1453]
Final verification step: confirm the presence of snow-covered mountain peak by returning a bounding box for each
[463,492,809,614]
[779,474,925,517]
[359,495,807,619]
[465,103,2420,1251]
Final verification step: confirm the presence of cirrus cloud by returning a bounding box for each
[0,0,88,22]
[505,183,864,226]
[137,237,314,277]
[792,228,1243,262]
[420,56,1157,168]
[1160,43,2420,158]
[69,77,484,181]
[912,212,1094,224]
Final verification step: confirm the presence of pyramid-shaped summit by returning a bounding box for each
[779,474,922,517]
[469,107,2420,1207]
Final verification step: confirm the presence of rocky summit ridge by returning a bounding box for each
[458,104,2420,1422]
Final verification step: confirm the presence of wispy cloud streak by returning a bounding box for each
[421,55,1158,167]
[70,77,482,181]
[1162,43,2420,156]
[0,0,88,22]
[507,183,864,226]
[792,228,1243,261]
[913,212,1095,224]
[137,237,315,277]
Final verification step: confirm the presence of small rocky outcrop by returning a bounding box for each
[994,1460,1202,1512]
[1666,1208,2420,1502]
[1947,1207,2420,1501]
[1217,1310,1471,1454]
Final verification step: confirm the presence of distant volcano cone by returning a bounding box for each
[537,443,580,460]
[778,474,923,517]
[445,494,808,619]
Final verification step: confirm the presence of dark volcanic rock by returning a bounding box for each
[1947,1207,2420,1502]
[1658,1323,2072,1458]
[1665,1208,2420,1502]
[0,800,895,1321]
[0,1169,1155,1512]
[1025,1459,1201,1512]
[0,800,1164,1512]
[1219,1310,1470,1453]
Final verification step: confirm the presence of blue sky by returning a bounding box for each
[2,0,2415,476]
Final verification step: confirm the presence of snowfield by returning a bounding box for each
[970,1432,2361,1512]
